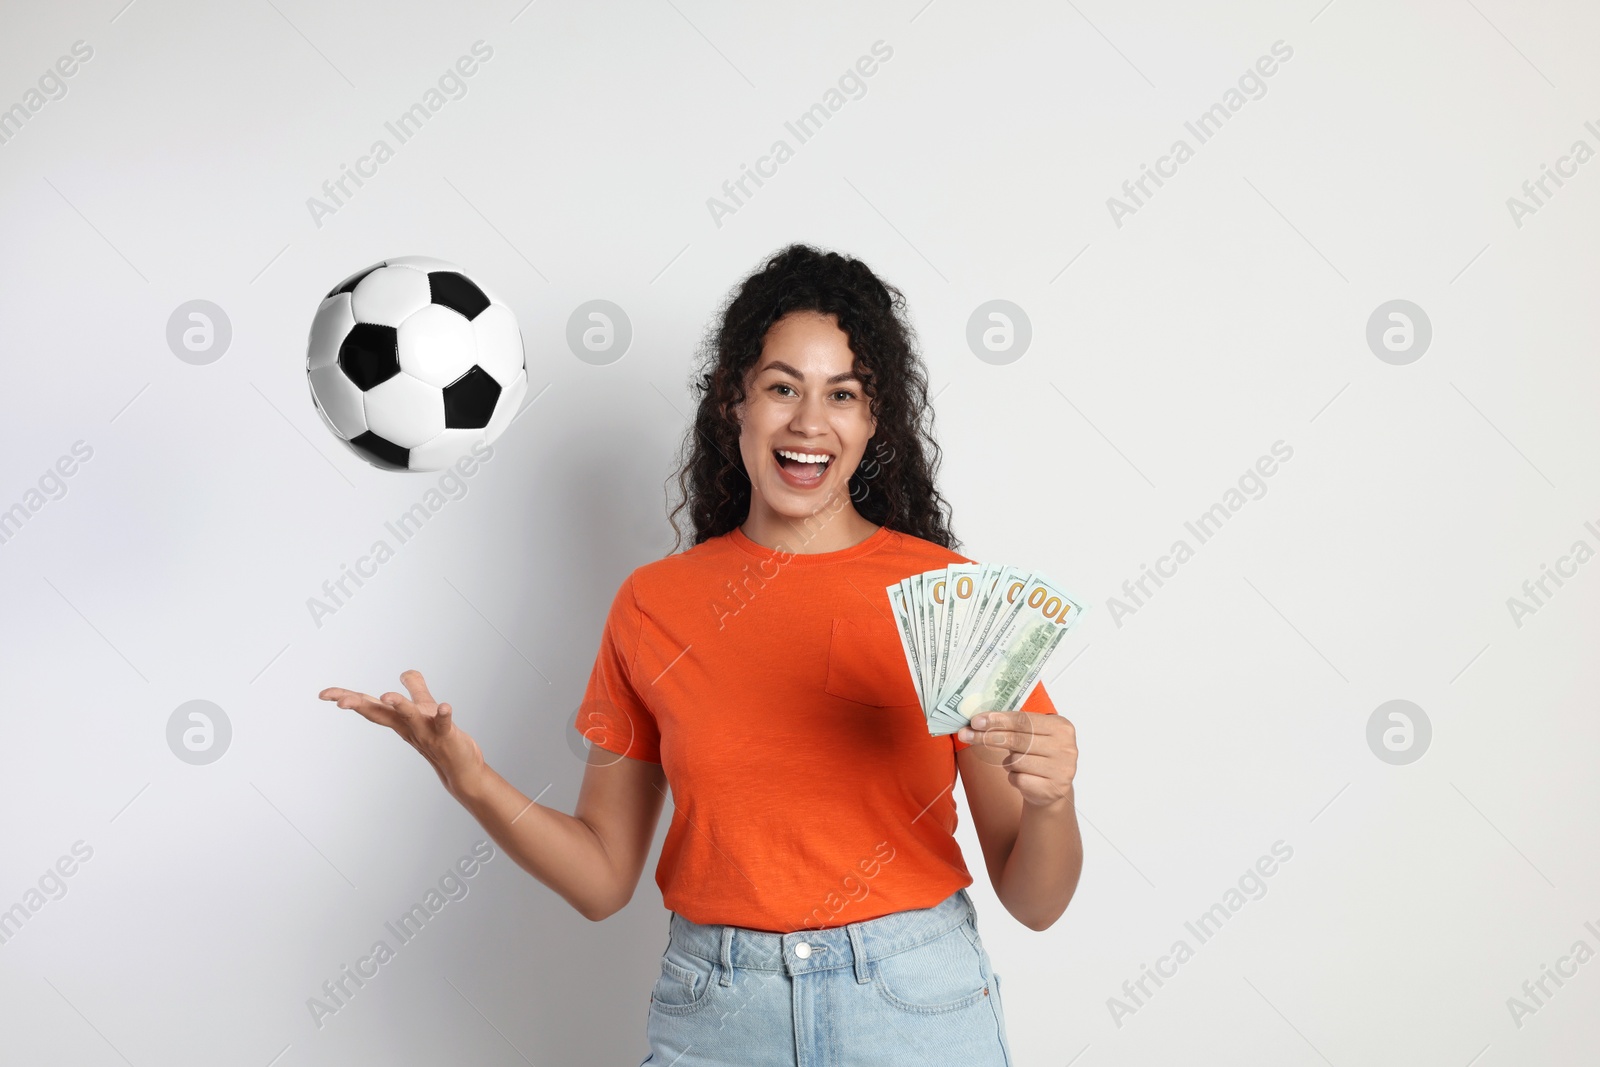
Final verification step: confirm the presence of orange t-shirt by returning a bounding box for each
[574,523,1060,932]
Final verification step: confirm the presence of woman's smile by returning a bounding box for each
[772,445,834,489]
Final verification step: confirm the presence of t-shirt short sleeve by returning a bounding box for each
[951,679,1059,752]
[574,573,662,763]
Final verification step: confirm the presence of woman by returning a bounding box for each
[320,244,1084,1066]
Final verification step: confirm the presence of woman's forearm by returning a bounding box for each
[996,790,1083,931]
[450,764,619,921]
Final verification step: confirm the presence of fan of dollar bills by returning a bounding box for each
[887,565,1087,737]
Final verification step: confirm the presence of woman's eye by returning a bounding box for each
[767,383,856,400]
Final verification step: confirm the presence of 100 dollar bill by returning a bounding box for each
[931,573,1086,731]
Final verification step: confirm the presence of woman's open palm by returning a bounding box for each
[319,669,484,797]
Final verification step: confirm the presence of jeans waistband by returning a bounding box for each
[669,887,976,984]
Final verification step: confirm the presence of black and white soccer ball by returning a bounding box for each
[307,256,527,472]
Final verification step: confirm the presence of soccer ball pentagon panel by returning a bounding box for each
[307,256,528,471]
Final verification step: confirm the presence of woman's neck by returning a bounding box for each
[740,495,880,555]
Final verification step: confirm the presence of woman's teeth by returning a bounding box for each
[776,449,831,465]
[775,448,831,481]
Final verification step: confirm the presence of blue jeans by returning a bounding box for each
[639,887,1013,1066]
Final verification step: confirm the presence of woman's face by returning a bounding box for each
[734,310,877,525]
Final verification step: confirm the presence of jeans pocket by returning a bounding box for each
[872,920,992,1014]
[649,940,719,1016]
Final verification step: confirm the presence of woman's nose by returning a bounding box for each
[787,392,828,433]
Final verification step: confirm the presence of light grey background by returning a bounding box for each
[2,0,1596,1064]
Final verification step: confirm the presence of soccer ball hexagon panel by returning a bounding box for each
[306,257,528,472]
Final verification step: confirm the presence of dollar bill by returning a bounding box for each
[885,563,1087,737]
[935,572,1085,729]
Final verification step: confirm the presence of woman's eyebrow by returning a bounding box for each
[758,359,861,384]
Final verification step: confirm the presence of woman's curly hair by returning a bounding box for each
[666,244,959,552]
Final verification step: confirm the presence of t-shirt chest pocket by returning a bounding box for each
[824,615,920,708]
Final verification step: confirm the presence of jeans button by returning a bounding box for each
[794,941,811,959]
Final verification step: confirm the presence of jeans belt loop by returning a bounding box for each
[847,921,871,984]
[718,925,735,986]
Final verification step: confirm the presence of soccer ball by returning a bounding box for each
[306,256,528,472]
